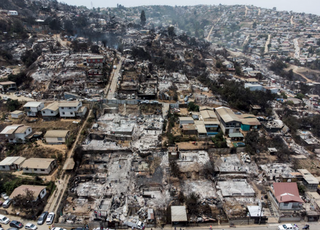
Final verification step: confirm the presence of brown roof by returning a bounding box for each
[273,182,304,203]
[10,185,46,199]
[21,158,55,169]
[44,130,69,138]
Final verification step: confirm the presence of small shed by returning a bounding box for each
[171,206,187,225]
[11,110,24,119]
[228,132,244,141]
[44,130,69,144]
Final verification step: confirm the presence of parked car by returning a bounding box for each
[2,199,12,208]
[37,212,48,225]
[25,223,37,230]
[10,220,23,229]
[0,214,10,224]
[52,227,66,230]
[46,212,55,225]
[1,193,9,200]
[7,228,19,230]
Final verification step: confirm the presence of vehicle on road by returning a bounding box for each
[25,223,37,230]
[302,224,309,230]
[10,220,23,229]
[278,224,299,230]
[46,212,55,225]
[52,227,67,230]
[0,214,10,224]
[2,199,12,208]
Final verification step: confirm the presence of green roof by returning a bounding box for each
[228,133,244,138]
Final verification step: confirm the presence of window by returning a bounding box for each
[43,111,45,114]
[283,203,289,207]
[41,169,45,171]
[57,137,63,141]
[70,112,73,115]
[69,107,71,109]
[62,112,65,115]
[51,111,53,114]
[34,169,37,171]
[2,166,5,169]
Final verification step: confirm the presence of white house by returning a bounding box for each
[44,130,69,144]
[0,156,26,171]
[23,101,44,117]
[59,101,87,118]
[7,10,18,16]
[10,110,24,119]
[41,102,59,117]
[0,124,32,143]
[21,158,57,174]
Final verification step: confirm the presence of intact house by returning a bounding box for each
[269,182,304,214]
[23,101,44,117]
[298,169,319,191]
[20,158,57,174]
[0,81,16,92]
[215,107,241,135]
[44,130,69,144]
[0,156,26,171]
[41,102,59,117]
[10,110,24,119]
[0,124,32,143]
[10,185,47,202]
[199,109,221,136]
[59,101,87,118]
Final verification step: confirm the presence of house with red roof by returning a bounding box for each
[270,182,304,211]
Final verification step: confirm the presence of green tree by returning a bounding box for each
[212,131,227,148]
[140,10,146,26]
[245,130,260,154]
[187,102,199,112]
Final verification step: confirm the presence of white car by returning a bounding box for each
[25,223,38,230]
[52,227,66,230]
[46,212,55,225]
[278,224,299,230]
[0,214,10,224]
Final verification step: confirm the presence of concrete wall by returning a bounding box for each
[104,99,138,105]
[46,137,66,144]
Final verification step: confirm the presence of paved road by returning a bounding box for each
[0,93,35,102]
[106,58,123,100]
[264,34,271,54]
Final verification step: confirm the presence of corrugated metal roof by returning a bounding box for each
[42,102,59,111]
[21,158,55,169]
[273,182,304,203]
[171,206,187,222]
[196,124,207,134]
[215,107,240,123]
[11,110,24,115]
[0,124,23,134]
[63,158,75,170]
[0,156,26,166]
[59,101,81,107]
[23,102,43,108]
[44,130,69,138]
[10,185,46,199]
